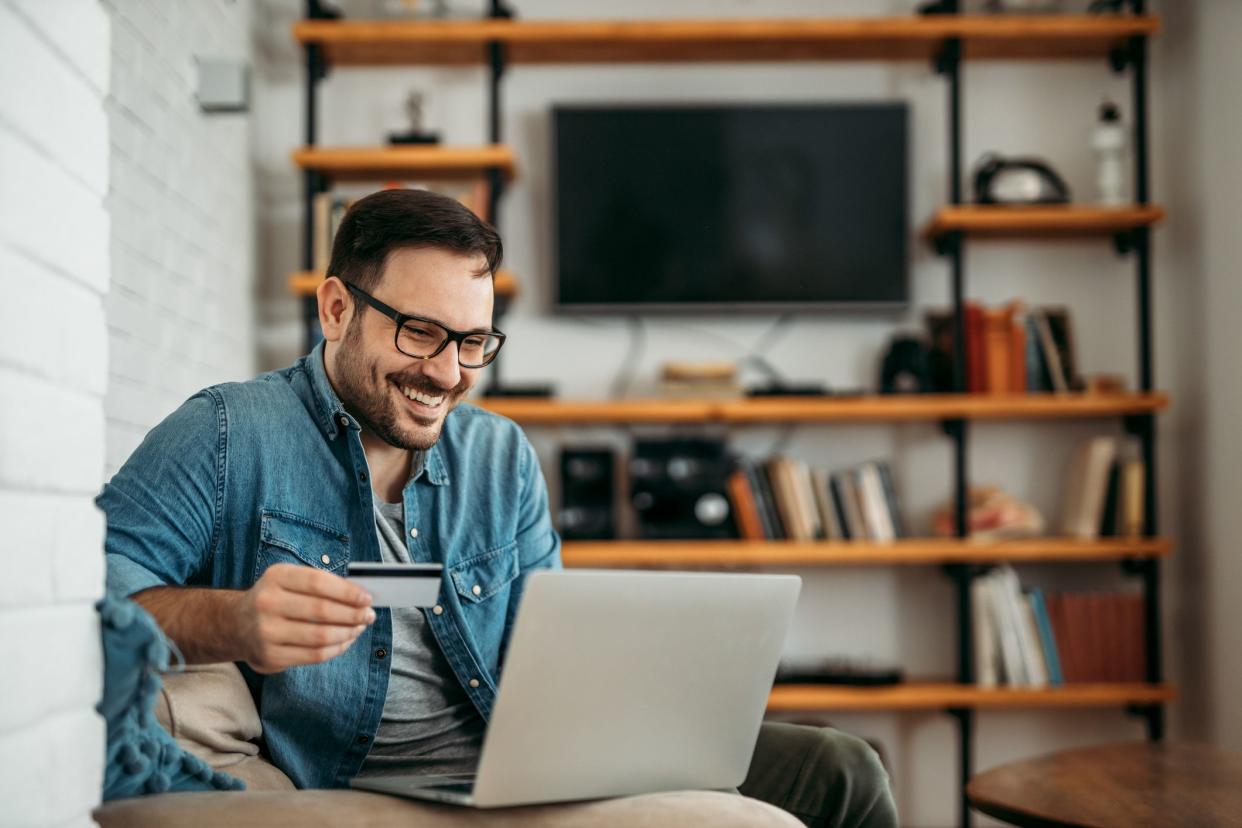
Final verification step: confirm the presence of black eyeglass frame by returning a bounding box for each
[342,280,506,368]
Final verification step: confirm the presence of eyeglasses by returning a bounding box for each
[343,281,506,368]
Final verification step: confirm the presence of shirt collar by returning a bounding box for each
[305,342,450,487]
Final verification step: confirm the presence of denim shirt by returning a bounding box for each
[99,343,562,789]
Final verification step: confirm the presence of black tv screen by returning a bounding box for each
[554,104,908,312]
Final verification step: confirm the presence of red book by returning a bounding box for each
[1008,307,1028,393]
[965,302,987,394]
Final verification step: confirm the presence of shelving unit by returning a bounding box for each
[768,682,1174,713]
[560,538,1171,569]
[479,392,1168,424]
[293,4,1165,826]
[289,268,518,298]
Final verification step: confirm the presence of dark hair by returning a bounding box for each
[327,188,503,292]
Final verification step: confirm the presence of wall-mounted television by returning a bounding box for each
[553,104,909,313]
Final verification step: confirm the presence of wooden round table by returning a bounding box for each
[967,742,1242,827]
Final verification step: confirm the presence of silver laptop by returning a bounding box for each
[350,568,801,808]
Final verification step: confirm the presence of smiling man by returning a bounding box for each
[100,188,895,827]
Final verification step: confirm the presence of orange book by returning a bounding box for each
[982,307,1011,394]
[1008,306,1028,393]
[726,469,764,541]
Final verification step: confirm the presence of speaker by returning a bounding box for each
[629,437,736,540]
[558,447,616,540]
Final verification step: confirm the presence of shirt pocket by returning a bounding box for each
[449,540,519,604]
[256,509,351,580]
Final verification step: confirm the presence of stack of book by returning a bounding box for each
[927,302,1081,394]
[972,565,1146,688]
[728,457,905,542]
[1062,436,1146,539]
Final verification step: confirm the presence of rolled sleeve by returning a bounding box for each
[97,391,224,597]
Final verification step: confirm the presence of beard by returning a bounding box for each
[333,317,468,451]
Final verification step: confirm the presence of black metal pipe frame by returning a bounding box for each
[302,40,324,352]
[481,2,509,394]
[1127,5,1164,741]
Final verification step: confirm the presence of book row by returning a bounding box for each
[927,301,1080,394]
[972,565,1146,687]
[728,457,906,543]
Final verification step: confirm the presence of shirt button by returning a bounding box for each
[410,527,419,539]
[338,415,349,427]
[356,735,369,744]
[321,554,331,565]
[375,648,387,659]
[469,678,480,689]
[471,585,482,596]
[432,605,443,615]
[358,471,368,482]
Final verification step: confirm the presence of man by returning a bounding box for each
[101,188,897,827]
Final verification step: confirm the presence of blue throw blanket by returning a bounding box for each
[98,593,245,799]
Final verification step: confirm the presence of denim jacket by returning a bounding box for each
[99,343,562,789]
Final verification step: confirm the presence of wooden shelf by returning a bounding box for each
[561,538,1171,569]
[767,682,1175,712]
[288,269,517,298]
[293,16,1160,66]
[925,204,1166,240]
[291,145,516,182]
[477,393,1168,424]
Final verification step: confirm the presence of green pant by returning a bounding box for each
[736,722,899,828]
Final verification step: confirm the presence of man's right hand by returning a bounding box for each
[239,563,376,674]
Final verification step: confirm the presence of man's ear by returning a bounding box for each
[316,277,353,343]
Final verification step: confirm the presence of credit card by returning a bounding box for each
[346,562,443,608]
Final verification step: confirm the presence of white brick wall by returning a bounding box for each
[102,0,255,474]
[0,0,110,825]
[2,1,256,823]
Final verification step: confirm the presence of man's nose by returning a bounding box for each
[421,341,461,389]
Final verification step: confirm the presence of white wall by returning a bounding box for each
[103,0,256,475]
[1154,0,1242,752]
[251,1,1227,824]
[0,1,110,824]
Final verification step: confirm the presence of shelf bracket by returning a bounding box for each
[1123,412,1154,440]
[942,562,990,580]
[940,417,965,440]
[306,0,342,20]
[1119,556,1148,577]
[307,42,329,84]
[917,0,959,15]
[933,229,962,259]
[1112,227,1150,257]
[931,38,961,77]
[1125,702,1165,742]
[1108,36,1143,74]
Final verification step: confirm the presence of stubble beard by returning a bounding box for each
[334,318,465,451]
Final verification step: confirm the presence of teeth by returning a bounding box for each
[401,386,445,407]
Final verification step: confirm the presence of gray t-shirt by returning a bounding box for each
[354,454,486,779]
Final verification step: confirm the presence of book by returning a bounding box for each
[1029,588,1064,685]
[1042,307,1081,391]
[1032,309,1069,393]
[1061,437,1119,539]
[767,458,809,541]
[971,578,999,688]
[1025,313,1053,392]
[986,571,1028,686]
[726,468,765,541]
[1019,593,1050,687]
[1098,461,1122,537]
[855,463,895,543]
[1121,457,1146,536]
[810,468,845,541]
[982,306,1013,394]
[1008,306,1028,393]
[790,459,823,540]
[741,458,781,540]
[965,301,987,393]
[875,462,906,539]
[833,472,867,541]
